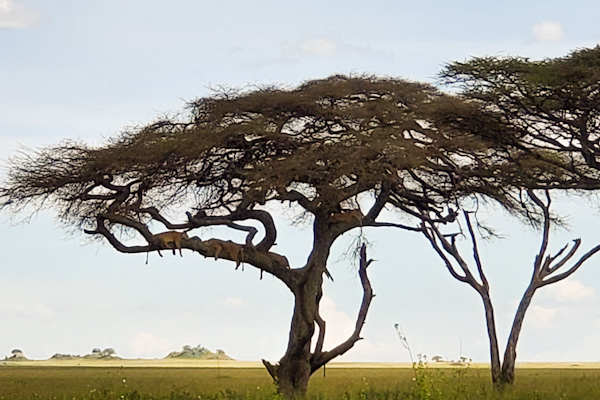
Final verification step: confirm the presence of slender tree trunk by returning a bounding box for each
[500,285,536,385]
[480,292,502,386]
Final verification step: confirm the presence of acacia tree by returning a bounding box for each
[0,76,502,398]
[414,46,600,387]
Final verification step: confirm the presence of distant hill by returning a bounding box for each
[165,345,233,360]
[6,346,232,362]
[50,354,80,360]
[4,349,27,361]
[50,348,120,361]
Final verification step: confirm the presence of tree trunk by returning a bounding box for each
[276,287,319,398]
[480,292,502,386]
[500,285,537,386]
[261,229,379,399]
[265,258,325,399]
[276,355,311,398]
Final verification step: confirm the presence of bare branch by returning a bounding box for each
[420,222,471,284]
[545,239,581,275]
[539,242,600,288]
[364,221,422,231]
[84,217,153,254]
[185,209,277,251]
[309,244,374,372]
[528,189,551,280]
[464,211,489,289]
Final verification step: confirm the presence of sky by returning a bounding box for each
[2,0,600,364]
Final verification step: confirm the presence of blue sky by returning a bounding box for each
[2,0,600,363]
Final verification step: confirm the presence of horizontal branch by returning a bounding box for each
[84,217,153,254]
[86,216,294,286]
[277,189,316,213]
[364,221,421,231]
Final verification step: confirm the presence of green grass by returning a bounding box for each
[1,365,600,399]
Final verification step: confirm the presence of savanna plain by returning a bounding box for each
[2,360,600,400]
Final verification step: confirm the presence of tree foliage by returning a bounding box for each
[0,75,525,253]
[441,46,600,185]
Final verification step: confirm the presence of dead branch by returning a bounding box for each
[309,244,374,372]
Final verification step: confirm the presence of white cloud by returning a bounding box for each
[279,36,392,61]
[128,332,174,358]
[0,0,45,28]
[298,37,339,56]
[529,305,559,326]
[280,37,339,58]
[317,296,355,350]
[531,21,565,43]
[548,279,595,303]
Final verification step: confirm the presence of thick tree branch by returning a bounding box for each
[84,212,293,284]
[312,287,326,358]
[185,209,277,251]
[366,185,391,221]
[277,189,317,213]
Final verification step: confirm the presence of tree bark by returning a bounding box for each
[260,235,329,399]
[499,285,536,385]
[480,292,502,386]
[275,269,323,399]
[262,240,374,399]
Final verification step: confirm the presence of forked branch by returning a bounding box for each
[310,244,374,372]
[419,212,485,293]
[526,189,600,289]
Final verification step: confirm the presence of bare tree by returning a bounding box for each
[0,76,501,398]
[419,189,600,387]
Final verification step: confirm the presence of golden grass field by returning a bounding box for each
[5,358,600,369]
[2,359,600,399]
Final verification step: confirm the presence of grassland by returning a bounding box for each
[2,360,600,399]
